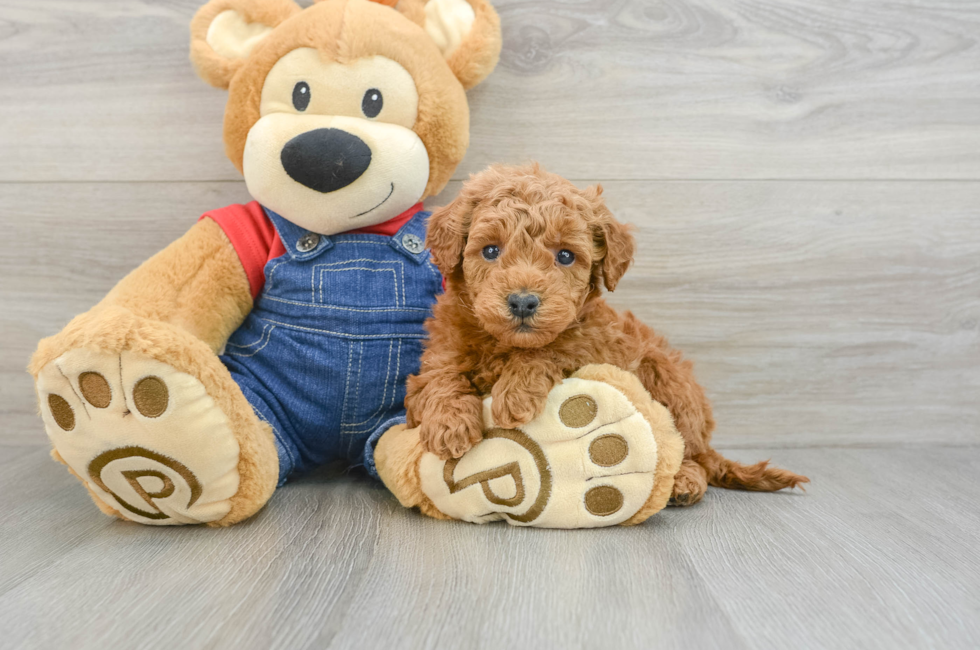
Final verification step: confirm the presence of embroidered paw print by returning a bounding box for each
[419,377,666,528]
[36,349,241,525]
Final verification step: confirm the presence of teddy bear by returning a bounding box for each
[29,0,503,526]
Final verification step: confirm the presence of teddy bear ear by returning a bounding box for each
[190,0,301,89]
[399,0,501,90]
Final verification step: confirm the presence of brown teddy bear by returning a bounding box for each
[30,0,502,526]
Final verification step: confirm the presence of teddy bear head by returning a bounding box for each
[190,0,500,235]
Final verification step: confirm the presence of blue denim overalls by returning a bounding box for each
[220,207,441,485]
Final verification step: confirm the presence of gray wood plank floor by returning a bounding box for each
[1,0,978,648]
[2,446,978,650]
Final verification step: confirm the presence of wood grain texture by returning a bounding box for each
[2,0,980,182]
[0,446,978,649]
[5,180,977,446]
[2,1,979,647]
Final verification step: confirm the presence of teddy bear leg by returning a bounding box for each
[34,317,278,527]
[375,364,685,528]
[374,422,453,521]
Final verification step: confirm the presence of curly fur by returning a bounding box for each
[407,163,809,504]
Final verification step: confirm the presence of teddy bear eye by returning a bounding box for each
[362,88,383,118]
[292,82,311,112]
[556,249,576,266]
[482,245,500,261]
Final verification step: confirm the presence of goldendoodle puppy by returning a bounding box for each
[406,163,807,504]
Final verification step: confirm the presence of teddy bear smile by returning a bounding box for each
[350,182,395,219]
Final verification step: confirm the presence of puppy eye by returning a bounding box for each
[482,245,500,261]
[362,88,383,118]
[556,249,576,266]
[292,82,311,112]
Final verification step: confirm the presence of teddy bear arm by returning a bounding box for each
[97,217,253,353]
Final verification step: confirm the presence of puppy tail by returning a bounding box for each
[699,448,809,492]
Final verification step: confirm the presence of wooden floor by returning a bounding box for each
[2,446,979,649]
[1,0,979,648]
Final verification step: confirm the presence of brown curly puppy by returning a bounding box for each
[405,163,808,505]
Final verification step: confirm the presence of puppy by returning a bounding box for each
[406,164,807,505]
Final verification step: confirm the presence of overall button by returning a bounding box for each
[402,233,424,254]
[296,233,320,253]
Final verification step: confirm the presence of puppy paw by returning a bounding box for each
[668,460,708,507]
[419,394,484,460]
[490,383,549,429]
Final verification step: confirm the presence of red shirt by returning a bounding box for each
[202,202,424,300]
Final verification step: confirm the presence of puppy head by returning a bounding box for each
[428,164,635,348]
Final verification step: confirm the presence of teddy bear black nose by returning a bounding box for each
[280,128,372,193]
[508,293,540,319]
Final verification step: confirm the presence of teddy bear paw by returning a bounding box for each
[36,348,241,525]
[417,371,678,528]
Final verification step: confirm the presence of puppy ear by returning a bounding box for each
[426,190,475,277]
[190,0,300,89]
[585,185,635,292]
[404,0,501,90]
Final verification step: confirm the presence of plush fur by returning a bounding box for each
[190,0,301,89]
[406,164,809,505]
[568,365,684,524]
[195,0,496,200]
[376,363,684,525]
[31,306,279,527]
[30,220,275,526]
[374,423,450,520]
[32,0,502,526]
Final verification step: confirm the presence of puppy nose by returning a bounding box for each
[508,293,540,319]
[280,128,372,193]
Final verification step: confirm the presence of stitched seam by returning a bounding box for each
[343,338,402,434]
[224,322,271,350]
[341,341,355,425]
[343,338,392,429]
[262,256,290,296]
[400,262,405,305]
[54,362,89,419]
[318,268,399,306]
[352,342,365,426]
[224,326,276,358]
[315,258,405,265]
[425,259,443,281]
[262,417,296,474]
[257,319,427,339]
[314,259,404,307]
[259,296,430,313]
[310,253,316,303]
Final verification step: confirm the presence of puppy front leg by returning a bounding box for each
[406,369,484,460]
[490,359,564,429]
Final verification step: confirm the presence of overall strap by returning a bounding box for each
[264,208,335,262]
[387,209,431,265]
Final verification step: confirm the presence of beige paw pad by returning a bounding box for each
[419,377,669,528]
[36,349,240,525]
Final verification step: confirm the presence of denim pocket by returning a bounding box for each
[340,336,423,436]
[340,338,397,435]
[316,258,406,309]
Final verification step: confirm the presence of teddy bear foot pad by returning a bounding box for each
[36,349,241,525]
[417,370,679,528]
